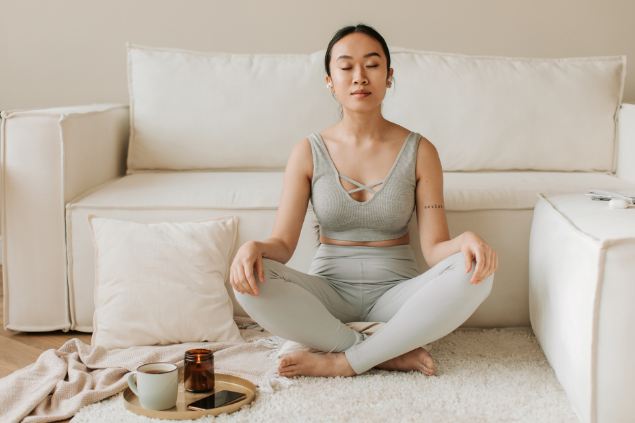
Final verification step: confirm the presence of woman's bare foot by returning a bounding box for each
[278,351,357,378]
[374,347,434,375]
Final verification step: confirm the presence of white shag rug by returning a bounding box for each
[70,328,579,423]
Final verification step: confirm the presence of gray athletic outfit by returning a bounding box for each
[234,131,494,375]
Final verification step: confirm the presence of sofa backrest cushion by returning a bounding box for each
[383,47,626,172]
[126,44,337,172]
[126,44,626,173]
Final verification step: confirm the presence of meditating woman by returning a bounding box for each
[230,23,498,378]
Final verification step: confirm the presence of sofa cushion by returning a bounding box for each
[127,44,625,173]
[126,44,337,172]
[72,171,635,211]
[384,48,626,173]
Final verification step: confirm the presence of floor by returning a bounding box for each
[0,266,92,422]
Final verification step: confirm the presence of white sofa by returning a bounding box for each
[2,44,634,336]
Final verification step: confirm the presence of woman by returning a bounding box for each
[230,24,498,378]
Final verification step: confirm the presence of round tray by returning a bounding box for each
[123,373,256,420]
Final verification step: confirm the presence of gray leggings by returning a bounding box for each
[234,244,494,375]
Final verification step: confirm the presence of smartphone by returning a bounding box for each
[187,390,247,410]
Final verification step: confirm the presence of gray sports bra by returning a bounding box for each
[308,131,421,242]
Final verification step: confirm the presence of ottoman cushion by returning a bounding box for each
[529,192,635,423]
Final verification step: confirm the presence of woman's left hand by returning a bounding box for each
[460,231,498,284]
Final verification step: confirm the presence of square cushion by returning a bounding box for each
[88,214,244,349]
[126,44,625,173]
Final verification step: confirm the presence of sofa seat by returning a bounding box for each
[66,171,635,331]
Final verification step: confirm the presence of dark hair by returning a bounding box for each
[324,23,391,80]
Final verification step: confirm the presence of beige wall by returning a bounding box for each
[1,0,634,111]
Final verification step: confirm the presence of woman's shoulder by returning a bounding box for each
[286,136,314,180]
[413,133,441,181]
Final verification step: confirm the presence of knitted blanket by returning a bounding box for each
[0,317,288,423]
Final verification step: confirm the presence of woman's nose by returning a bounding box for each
[353,66,368,85]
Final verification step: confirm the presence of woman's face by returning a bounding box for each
[327,32,392,113]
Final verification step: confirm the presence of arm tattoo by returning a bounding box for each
[424,204,444,209]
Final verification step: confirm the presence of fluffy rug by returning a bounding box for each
[71,328,578,423]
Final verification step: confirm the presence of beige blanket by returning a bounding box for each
[0,317,285,423]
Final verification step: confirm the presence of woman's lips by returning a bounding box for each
[352,92,370,98]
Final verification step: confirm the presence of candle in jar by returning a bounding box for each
[184,349,214,392]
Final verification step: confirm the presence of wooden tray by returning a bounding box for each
[123,373,256,420]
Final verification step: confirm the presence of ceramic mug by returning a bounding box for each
[127,362,178,410]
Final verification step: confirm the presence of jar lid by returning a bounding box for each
[185,348,213,358]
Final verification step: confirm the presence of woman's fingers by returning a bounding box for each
[479,249,497,283]
[472,249,486,284]
[479,248,491,281]
[490,250,498,278]
[463,250,473,273]
[230,257,264,297]
[255,256,265,284]
[229,268,242,294]
[231,267,247,295]
[235,264,253,295]
[487,250,497,279]
[480,252,492,282]
[243,262,259,296]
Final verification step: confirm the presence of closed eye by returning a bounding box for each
[340,65,379,70]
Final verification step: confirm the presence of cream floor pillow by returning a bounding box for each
[88,215,243,350]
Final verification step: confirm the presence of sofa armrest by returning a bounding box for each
[616,103,635,184]
[0,103,129,331]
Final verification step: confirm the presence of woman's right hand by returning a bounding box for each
[229,241,265,296]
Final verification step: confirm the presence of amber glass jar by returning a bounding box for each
[184,349,214,393]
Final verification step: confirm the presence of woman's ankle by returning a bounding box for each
[333,352,357,377]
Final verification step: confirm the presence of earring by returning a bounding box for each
[387,75,394,88]
[326,82,334,94]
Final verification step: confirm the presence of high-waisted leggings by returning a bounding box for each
[234,243,494,375]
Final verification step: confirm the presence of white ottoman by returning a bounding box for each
[529,193,635,423]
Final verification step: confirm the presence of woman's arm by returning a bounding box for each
[230,138,313,296]
[414,137,453,267]
[414,137,497,284]
[257,137,314,264]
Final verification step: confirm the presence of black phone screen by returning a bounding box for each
[187,390,247,410]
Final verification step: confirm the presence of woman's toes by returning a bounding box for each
[280,354,297,368]
[419,351,434,375]
[419,363,433,376]
[279,369,296,377]
[278,353,303,375]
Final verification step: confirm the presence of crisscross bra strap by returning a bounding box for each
[338,174,385,194]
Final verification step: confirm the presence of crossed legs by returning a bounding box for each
[345,251,493,373]
[234,251,494,377]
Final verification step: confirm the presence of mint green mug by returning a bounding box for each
[127,362,178,410]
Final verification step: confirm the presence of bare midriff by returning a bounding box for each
[319,231,410,247]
